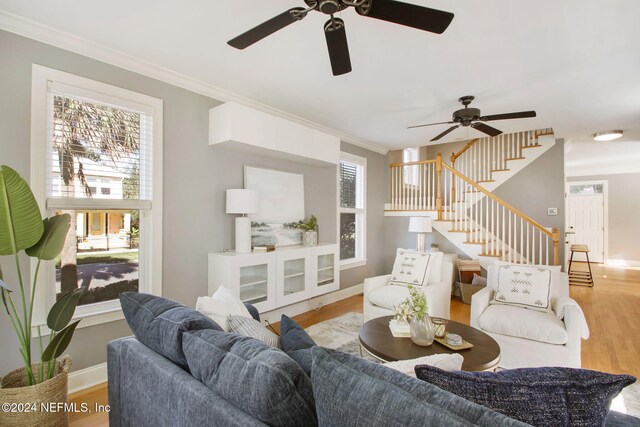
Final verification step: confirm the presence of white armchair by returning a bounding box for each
[470,265,589,369]
[364,255,453,322]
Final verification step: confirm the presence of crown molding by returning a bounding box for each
[0,10,389,155]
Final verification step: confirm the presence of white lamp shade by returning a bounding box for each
[408,217,432,233]
[226,189,259,214]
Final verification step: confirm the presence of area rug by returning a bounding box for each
[304,312,640,418]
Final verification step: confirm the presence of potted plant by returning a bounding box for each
[402,285,435,347]
[430,242,440,252]
[0,165,83,426]
[297,215,318,246]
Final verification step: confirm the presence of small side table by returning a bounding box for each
[568,244,595,287]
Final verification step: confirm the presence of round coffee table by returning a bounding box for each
[358,316,500,372]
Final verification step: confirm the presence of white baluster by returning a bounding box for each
[520,217,524,264]
[508,212,512,262]
[502,205,506,261]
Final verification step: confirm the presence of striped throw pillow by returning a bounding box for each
[227,315,280,348]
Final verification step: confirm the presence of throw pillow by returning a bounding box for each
[182,329,317,427]
[414,365,636,427]
[490,262,557,312]
[119,292,221,370]
[279,314,317,375]
[227,314,280,348]
[472,273,488,287]
[383,353,464,377]
[389,248,433,287]
[196,285,252,331]
[311,347,526,427]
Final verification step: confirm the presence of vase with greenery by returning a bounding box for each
[298,215,318,246]
[430,242,440,252]
[0,165,83,423]
[402,285,435,346]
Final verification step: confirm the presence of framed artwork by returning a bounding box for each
[244,165,305,247]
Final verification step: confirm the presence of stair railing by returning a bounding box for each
[388,158,438,211]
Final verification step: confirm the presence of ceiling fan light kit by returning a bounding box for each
[593,130,623,141]
[409,95,537,142]
[227,0,454,76]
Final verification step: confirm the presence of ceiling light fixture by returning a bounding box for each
[593,130,623,141]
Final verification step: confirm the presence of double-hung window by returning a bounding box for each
[30,65,163,331]
[338,152,366,268]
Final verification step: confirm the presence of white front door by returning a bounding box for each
[566,182,606,263]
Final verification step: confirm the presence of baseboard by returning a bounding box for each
[68,362,107,394]
[259,284,364,324]
[606,259,640,268]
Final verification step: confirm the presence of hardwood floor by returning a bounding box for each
[69,263,639,426]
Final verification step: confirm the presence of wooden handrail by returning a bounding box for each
[443,163,555,239]
[451,138,480,163]
[389,159,437,168]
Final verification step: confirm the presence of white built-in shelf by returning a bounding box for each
[317,266,334,272]
[284,270,305,279]
[240,277,269,288]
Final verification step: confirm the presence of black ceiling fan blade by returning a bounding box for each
[471,122,503,137]
[431,125,459,141]
[408,121,454,129]
[356,0,454,34]
[480,111,537,122]
[324,18,352,76]
[228,8,306,49]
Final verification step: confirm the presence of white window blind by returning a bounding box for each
[340,161,364,209]
[46,82,153,206]
[338,154,366,265]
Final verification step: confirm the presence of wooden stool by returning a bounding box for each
[568,244,594,287]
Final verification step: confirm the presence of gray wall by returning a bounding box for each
[0,29,382,374]
[568,173,640,262]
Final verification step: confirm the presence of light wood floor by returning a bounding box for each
[69,263,639,426]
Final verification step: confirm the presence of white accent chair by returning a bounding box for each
[364,253,453,322]
[470,265,589,369]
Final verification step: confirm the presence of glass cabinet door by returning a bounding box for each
[239,263,269,306]
[277,251,310,306]
[312,245,340,297]
[317,254,335,288]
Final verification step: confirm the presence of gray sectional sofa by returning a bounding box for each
[107,293,638,427]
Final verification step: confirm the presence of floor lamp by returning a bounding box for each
[409,217,432,252]
[226,189,258,253]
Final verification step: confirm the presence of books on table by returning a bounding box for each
[389,319,410,338]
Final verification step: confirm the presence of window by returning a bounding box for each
[30,65,163,331]
[338,152,366,268]
[403,147,420,186]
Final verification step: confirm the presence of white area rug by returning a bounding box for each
[304,312,639,418]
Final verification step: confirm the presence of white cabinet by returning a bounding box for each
[208,244,339,313]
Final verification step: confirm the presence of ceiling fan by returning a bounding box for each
[408,96,537,141]
[227,0,454,76]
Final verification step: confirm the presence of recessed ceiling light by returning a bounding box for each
[593,130,623,141]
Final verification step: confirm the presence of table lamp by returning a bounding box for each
[408,217,432,252]
[226,189,258,253]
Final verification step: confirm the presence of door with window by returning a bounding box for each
[566,182,606,263]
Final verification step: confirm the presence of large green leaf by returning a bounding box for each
[26,214,71,260]
[46,288,83,332]
[42,320,81,362]
[0,165,44,255]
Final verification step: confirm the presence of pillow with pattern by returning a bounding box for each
[389,249,432,287]
[227,314,280,348]
[490,262,559,312]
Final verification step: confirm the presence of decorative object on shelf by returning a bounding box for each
[0,165,84,426]
[244,166,305,247]
[297,215,318,246]
[408,217,432,252]
[253,245,275,252]
[401,285,435,347]
[226,189,259,253]
[430,242,440,252]
[432,317,448,339]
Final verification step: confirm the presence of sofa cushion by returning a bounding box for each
[389,249,433,287]
[415,365,636,427]
[427,251,443,284]
[227,314,280,348]
[196,285,252,331]
[311,347,527,427]
[183,329,316,427]
[119,292,221,370]
[478,304,569,344]
[368,284,413,311]
[279,315,316,376]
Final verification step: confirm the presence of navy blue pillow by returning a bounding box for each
[415,365,636,427]
[279,315,316,375]
[120,292,221,369]
[311,347,526,427]
[183,329,317,427]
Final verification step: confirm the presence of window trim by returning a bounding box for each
[30,65,163,335]
[337,151,367,270]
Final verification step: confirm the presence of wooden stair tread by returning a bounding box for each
[491,169,510,172]
[434,219,455,222]
[477,180,495,183]
[521,145,543,149]
[450,229,479,233]
[464,241,490,244]
[479,252,504,257]
[506,157,526,161]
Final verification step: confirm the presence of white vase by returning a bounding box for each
[302,231,318,246]
[410,314,435,346]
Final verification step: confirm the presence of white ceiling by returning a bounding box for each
[1,0,639,150]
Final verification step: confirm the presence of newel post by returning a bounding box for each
[552,227,560,266]
[436,153,443,220]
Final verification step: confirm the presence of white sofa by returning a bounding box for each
[470,264,589,369]
[364,255,453,322]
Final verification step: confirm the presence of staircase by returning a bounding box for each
[385,128,559,269]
